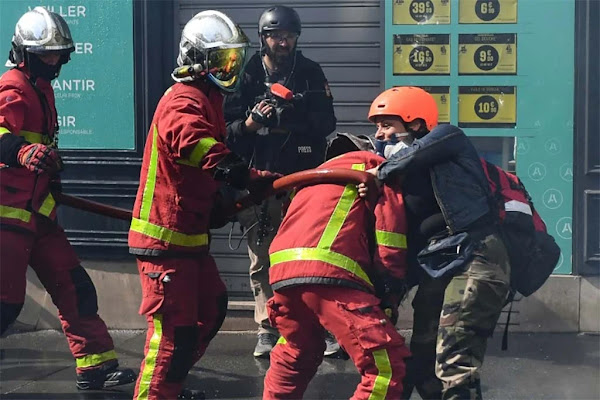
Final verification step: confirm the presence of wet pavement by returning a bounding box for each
[1,329,599,400]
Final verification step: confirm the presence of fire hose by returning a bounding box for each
[52,168,377,222]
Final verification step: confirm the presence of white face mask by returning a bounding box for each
[374,136,411,159]
[383,140,410,159]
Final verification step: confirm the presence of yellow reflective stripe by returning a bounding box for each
[75,349,117,368]
[317,163,365,249]
[21,130,43,144]
[0,128,44,144]
[130,218,209,248]
[270,247,373,287]
[139,125,159,221]
[137,314,163,400]
[37,193,56,217]
[368,349,392,400]
[0,205,32,223]
[276,336,287,345]
[176,137,218,167]
[375,230,407,249]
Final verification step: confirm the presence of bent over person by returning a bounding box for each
[366,87,511,400]
[0,7,136,390]
[223,5,337,358]
[128,11,278,400]
[263,150,411,399]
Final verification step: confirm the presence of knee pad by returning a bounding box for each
[1,302,24,335]
[166,325,198,382]
[70,265,98,317]
[205,292,228,343]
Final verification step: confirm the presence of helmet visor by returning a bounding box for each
[207,46,246,91]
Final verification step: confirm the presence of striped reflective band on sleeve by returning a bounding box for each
[0,205,32,223]
[75,349,117,368]
[317,163,365,249]
[176,137,219,167]
[139,125,159,221]
[36,193,56,217]
[130,218,208,248]
[270,247,373,287]
[375,230,407,249]
[136,314,163,400]
[368,349,393,400]
[0,128,44,144]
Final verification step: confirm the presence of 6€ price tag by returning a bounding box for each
[459,0,518,23]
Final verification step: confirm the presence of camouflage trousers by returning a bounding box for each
[403,231,511,400]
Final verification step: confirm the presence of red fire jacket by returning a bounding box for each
[269,151,408,293]
[0,68,59,232]
[128,81,232,255]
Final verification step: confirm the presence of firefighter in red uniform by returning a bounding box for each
[128,11,278,400]
[263,150,411,400]
[0,7,136,390]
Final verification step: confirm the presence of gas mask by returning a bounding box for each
[374,133,412,159]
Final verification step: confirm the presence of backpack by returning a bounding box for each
[480,159,561,297]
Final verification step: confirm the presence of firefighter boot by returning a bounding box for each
[76,360,137,390]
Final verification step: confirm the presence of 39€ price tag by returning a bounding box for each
[458,34,517,74]
[393,0,451,25]
[458,86,516,128]
[419,86,450,123]
[459,0,518,24]
[393,34,450,75]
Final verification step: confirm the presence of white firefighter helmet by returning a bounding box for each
[175,10,249,91]
[6,6,74,68]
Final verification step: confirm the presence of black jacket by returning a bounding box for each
[224,51,336,175]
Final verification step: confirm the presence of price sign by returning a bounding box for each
[459,0,517,24]
[458,34,517,74]
[420,86,450,123]
[393,34,450,75]
[458,86,516,127]
[393,0,450,25]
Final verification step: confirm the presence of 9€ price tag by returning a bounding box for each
[393,34,450,75]
[458,34,517,74]
[458,86,516,128]
[393,0,451,25]
[459,0,518,23]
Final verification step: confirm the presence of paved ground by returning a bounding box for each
[1,330,598,399]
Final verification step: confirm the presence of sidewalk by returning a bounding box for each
[1,330,599,399]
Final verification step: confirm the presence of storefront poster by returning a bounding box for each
[0,1,135,150]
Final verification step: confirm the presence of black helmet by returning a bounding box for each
[325,132,376,160]
[258,6,301,36]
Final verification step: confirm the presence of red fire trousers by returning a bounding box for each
[0,215,116,373]
[264,285,410,400]
[133,254,228,400]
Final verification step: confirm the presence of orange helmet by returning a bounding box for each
[368,86,438,131]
